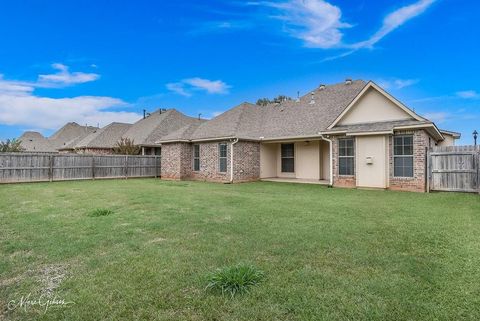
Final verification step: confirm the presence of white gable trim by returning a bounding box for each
[327,81,425,130]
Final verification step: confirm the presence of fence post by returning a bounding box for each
[125,155,128,179]
[426,147,430,193]
[154,156,158,179]
[92,156,95,180]
[49,154,54,182]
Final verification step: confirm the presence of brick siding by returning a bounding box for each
[388,130,428,192]
[161,140,260,183]
[332,136,356,188]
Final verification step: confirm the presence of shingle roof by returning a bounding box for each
[48,122,97,150]
[74,122,132,149]
[158,121,206,142]
[123,109,203,146]
[164,80,369,142]
[19,131,56,152]
[324,120,432,134]
[187,102,264,141]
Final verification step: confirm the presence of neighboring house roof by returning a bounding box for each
[123,109,203,146]
[58,131,100,151]
[439,129,461,139]
[73,122,132,149]
[48,122,97,150]
[19,131,56,152]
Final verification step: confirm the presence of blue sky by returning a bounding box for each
[0,0,478,144]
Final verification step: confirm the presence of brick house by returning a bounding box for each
[158,80,460,192]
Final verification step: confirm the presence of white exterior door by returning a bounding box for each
[356,135,387,188]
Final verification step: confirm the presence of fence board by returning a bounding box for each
[0,153,161,183]
[428,146,479,193]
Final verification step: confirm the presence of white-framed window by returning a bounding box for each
[393,135,414,177]
[338,138,354,176]
[281,143,295,173]
[193,144,200,171]
[219,143,227,173]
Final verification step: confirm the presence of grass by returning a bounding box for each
[88,208,114,217]
[0,179,479,320]
[205,264,265,298]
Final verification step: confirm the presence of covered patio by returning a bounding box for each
[259,139,332,185]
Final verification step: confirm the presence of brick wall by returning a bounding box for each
[332,136,356,188]
[388,130,428,192]
[190,142,230,182]
[160,143,192,180]
[232,141,260,182]
[161,140,260,183]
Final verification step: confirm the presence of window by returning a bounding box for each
[219,143,227,173]
[338,138,354,175]
[193,144,200,171]
[281,143,295,173]
[394,135,414,177]
[154,147,161,156]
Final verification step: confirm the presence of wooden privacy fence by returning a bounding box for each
[0,153,161,184]
[427,145,479,193]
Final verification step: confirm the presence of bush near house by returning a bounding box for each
[1,179,479,321]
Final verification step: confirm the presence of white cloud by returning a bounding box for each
[249,0,350,48]
[251,0,436,60]
[166,82,191,97]
[38,63,100,87]
[423,112,451,124]
[351,0,436,49]
[0,67,141,130]
[456,90,479,99]
[378,78,419,90]
[167,77,231,96]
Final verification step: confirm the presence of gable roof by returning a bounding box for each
[48,122,97,150]
[123,109,202,146]
[186,102,264,141]
[73,122,132,149]
[19,131,55,152]
[161,80,368,142]
[157,121,206,143]
[327,81,425,129]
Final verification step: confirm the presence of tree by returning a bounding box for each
[0,138,24,152]
[256,95,292,106]
[114,138,140,155]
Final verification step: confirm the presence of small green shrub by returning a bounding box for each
[88,208,114,217]
[205,264,265,298]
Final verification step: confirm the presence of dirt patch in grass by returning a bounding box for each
[38,264,69,297]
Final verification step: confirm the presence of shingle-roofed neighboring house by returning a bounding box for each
[158,79,461,192]
[48,122,97,151]
[69,122,132,155]
[19,131,56,152]
[123,109,204,155]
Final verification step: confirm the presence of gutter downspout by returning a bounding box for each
[230,138,239,183]
[319,134,333,187]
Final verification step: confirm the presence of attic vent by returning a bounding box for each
[309,92,315,105]
[345,79,353,85]
[319,84,326,90]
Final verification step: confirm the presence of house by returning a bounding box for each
[61,122,132,154]
[19,131,55,152]
[18,123,96,153]
[158,80,460,192]
[123,109,205,155]
[49,122,97,151]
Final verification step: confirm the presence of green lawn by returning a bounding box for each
[1,179,479,321]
